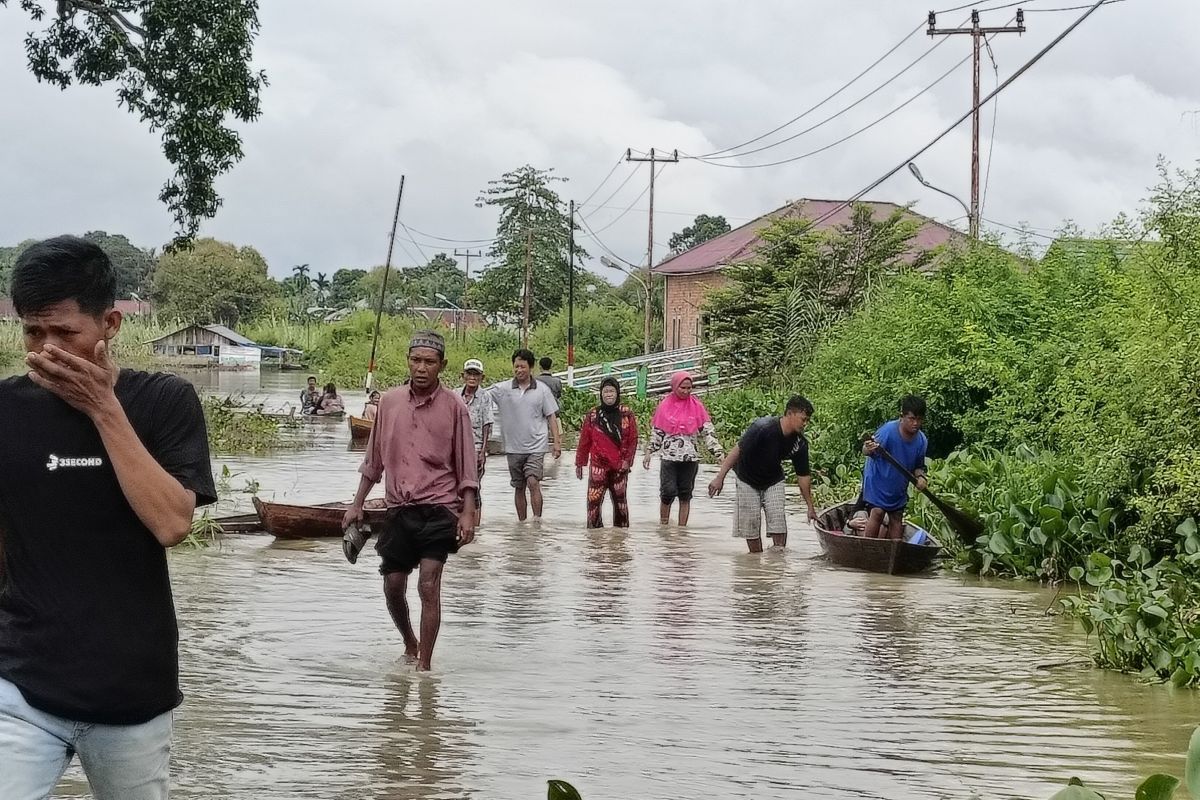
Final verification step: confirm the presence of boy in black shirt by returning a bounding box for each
[708,395,816,553]
[0,236,216,800]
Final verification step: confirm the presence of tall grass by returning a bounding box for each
[0,317,184,368]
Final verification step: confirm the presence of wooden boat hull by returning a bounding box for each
[252,497,387,539]
[348,415,374,440]
[814,502,941,575]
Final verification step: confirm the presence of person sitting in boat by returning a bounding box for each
[362,390,381,422]
[861,394,929,541]
[300,375,321,414]
[315,383,344,416]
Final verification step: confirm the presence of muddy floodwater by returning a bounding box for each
[49,371,1200,799]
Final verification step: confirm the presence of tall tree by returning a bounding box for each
[81,231,154,298]
[152,238,276,325]
[0,240,38,293]
[328,268,367,308]
[668,214,731,254]
[1,0,267,246]
[703,204,928,376]
[469,165,589,326]
[404,252,467,307]
[313,272,330,302]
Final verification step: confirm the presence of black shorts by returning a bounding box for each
[660,460,700,503]
[857,497,907,515]
[375,504,460,575]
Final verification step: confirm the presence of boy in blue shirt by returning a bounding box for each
[862,395,929,540]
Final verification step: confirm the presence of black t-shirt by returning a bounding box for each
[0,370,216,724]
[733,416,810,490]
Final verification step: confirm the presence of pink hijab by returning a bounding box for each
[651,371,711,436]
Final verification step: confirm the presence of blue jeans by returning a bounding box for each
[0,676,173,800]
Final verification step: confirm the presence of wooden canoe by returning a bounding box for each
[252,497,388,539]
[348,415,374,440]
[813,502,941,575]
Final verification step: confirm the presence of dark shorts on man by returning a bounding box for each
[375,504,459,575]
[475,458,486,509]
[857,496,907,515]
[660,460,700,503]
[506,452,545,488]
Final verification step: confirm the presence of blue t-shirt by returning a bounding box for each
[862,419,928,511]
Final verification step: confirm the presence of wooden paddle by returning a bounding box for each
[873,443,984,544]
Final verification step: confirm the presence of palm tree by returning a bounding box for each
[291,263,311,292]
[313,272,330,302]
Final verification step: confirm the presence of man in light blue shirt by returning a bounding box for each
[862,394,929,540]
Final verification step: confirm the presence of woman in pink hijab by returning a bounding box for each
[642,371,725,525]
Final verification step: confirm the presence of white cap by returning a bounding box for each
[463,358,484,373]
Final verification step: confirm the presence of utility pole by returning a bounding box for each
[521,226,532,348]
[567,199,576,386]
[625,147,678,353]
[453,248,482,308]
[367,175,405,391]
[927,8,1025,239]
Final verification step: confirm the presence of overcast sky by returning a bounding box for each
[2,0,1198,281]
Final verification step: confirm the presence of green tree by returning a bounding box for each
[358,264,414,314]
[151,238,276,325]
[403,252,467,307]
[313,271,330,302]
[703,203,929,377]
[82,231,154,298]
[469,165,589,327]
[328,268,367,308]
[2,0,267,247]
[0,240,37,293]
[531,303,644,366]
[668,214,731,254]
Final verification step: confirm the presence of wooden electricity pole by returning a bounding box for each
[521,226,532,347]
[625,147,678,353]
[927,8,1025,239]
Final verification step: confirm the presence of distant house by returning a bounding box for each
[0,298,152,320]
[409,307,486,330]
[147,323,261,365]
[653,199,971,350]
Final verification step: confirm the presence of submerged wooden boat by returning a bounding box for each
[211,511,266,535]
[348,415,374,440]
[813,502,941,575]
[252,497,387,539]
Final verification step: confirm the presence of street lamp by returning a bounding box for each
[907,162,972,233]
[599,255,652,354]
[434,292,464,341]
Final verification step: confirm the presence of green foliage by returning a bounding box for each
[668,213,731,254]
[152,238,277,325]
[530,304,644,367]
[470,165,590,325]
[1046,725,1200,799]
[202,396,284,454]
[547,780,582,800]
[328,268,368,308]
[0,239,37,295]
[2,0,267,246]
[82,230,155,298]
[704,203,932,380]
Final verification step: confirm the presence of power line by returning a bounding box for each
[1025,0,1125,11]
[698,21,928,158]
[398,221,430,263]
[587,164,668,235]
[767,0,1110,248]
[582,162,640,221]
[396,223,492,245]
[980,37,1001,218]
[684,30,992,170]
[578,154,627,208]
[694,15,966,162]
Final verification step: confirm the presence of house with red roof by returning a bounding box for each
[654,198,969,350]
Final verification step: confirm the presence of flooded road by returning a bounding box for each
[47,371,1200,798]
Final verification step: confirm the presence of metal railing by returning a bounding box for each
[559,347,734,397]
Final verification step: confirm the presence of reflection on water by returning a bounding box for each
[49,371,1200,798]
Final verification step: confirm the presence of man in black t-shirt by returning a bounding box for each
[0,237,216,800]
[708,395,817,553]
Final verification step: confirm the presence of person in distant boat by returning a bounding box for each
[342,330,477,671]
[300,375,321,414]
[0,236,217,799]
[575,377,638,528]
[861,395,929,541]
[643,371,725,526]
[708,395,816,553]
[487,349,562,522]
[315,383,344,416]
[535,356,563,401]
[362,390,381,422]
[458,359,494,523]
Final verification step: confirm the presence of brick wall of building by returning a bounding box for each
[662,271,728,349]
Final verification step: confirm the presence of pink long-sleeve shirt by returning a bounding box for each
[358,383,479,513]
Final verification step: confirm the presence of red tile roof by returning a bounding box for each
[654,199,969,276]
